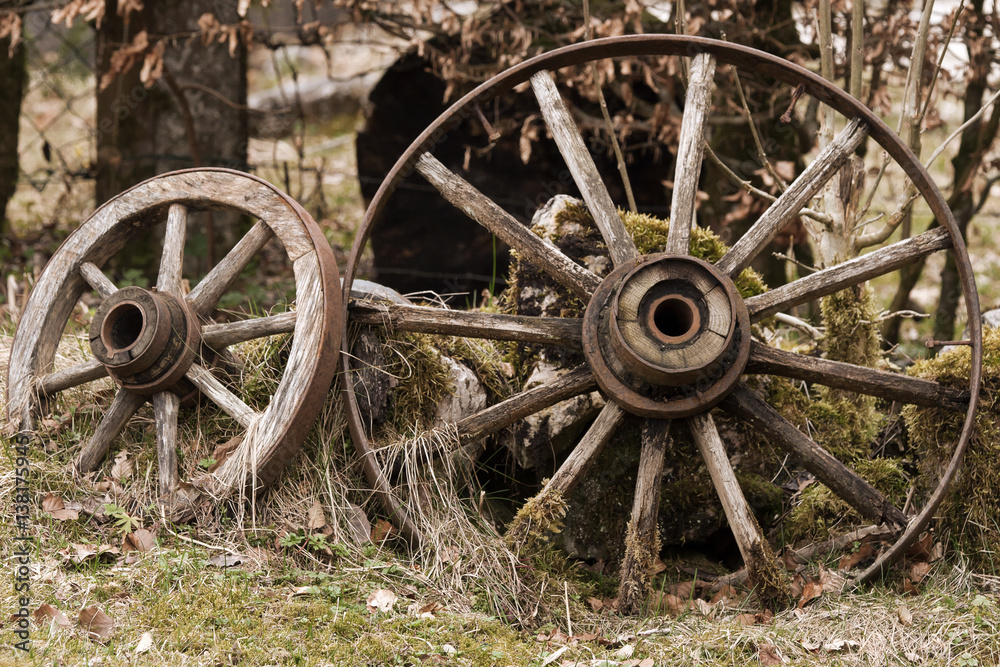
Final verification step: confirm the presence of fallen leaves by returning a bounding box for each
[33,604,72,629]
[42,494,80,521]
[123,528,156,553]
[366,589,398,614]
[60,543,121,567]
[207,551,251,568]
[78,606,114,642]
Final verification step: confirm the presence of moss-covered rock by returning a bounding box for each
[903,327,1000,569]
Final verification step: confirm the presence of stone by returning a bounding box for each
[432,354,488,428]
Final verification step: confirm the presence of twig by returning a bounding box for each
[733,71,787,191]
[924,87,1000,169]
[771,251,818,274]
[564,581,572,637]
[919,0,966,123]
[583,0,637,213]
[703,142,832,225]
[849,0,864,101]
[775,312,823,339]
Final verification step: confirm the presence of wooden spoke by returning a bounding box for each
[38,359,108,396]
[665,53,716,255]
[185,363,258,428]
[530,71,639,266]
[716,119,870,277]
[79,262,117,298]
[75,389,146,474]
[619,418,671,613]
[542,401,626,496]
[152,391,180,497]
[201,312,297,349]
[158,203,187,296]
[455,364,597,445]
[187,221,275,317]
[689,411,782,600]
[746,341,968,411]
[415,153,601,300]
[746,226,952,321]
[721,383,908,528]
[350,300,583,348]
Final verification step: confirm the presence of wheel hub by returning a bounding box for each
[89,286,201,395]
[583,254,751,418]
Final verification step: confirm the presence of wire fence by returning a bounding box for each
[6,5,405,255]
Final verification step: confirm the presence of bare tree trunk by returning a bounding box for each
[0,35,26,240]
[96,0,248,276]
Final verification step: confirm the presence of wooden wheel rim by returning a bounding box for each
[342,35,982,583]
[7,168,342,515]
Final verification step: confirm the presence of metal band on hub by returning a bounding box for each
[89,286,201,396]
[583,254,751,418]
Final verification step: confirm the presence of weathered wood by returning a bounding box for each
[415,153,601,300]
[185,362,258,428]
[187,220,275,317]
[530,71,638,266]
[457,364,597,444]
[746,226,952,321]
[79,262,117,298]
[689,412,772,569]
[153,391,180,497]
[38,359,108,396]
[619,418,670,614]
[75,389,146,473]
[721,383,908,528]
[350,300,583,348]
[717,119,869,277]
[665,53,716,255]
[157,203,187,295]
[545,401,626,497]
[201,311,297,349]
[746,340,969,410]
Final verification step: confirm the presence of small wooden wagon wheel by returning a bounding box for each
[342,36,981,601]
[7,168,342,519]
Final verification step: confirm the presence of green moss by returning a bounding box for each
[784,457,909,543]
[379,331,455,432]
[903,327,1000,570]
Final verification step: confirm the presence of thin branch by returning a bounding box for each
[733,70,787,191]
[924,86,1000,169]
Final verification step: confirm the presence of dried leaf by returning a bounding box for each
[372,519,395,542]
[733,613,757,626]
[614,644,635,660]
[838,542,875,572]
[345,503,372,544]
[897,605,913,625]
[123,528,156,553]
[540,646,568,666]
[637,659,655,667]
[587,597,604,611]
[910,561,931,584]
[650,592,686,617]
[134,631,153,654]
[33,604,72,628]
[43,494,80,521]
[307,500,327,530]
[0,12,23,56]
[819,565,845,594]
[61,543,120,566]
[650,556,667,575]
[78,606,114,642]
[110,451,132,483]
[366,589,397,614]
[823,638,859,652]
[758,643,782,665]
[798,579,823,608]
[669,580,694,599]
[207,552,249,568]
[906,532,934,561]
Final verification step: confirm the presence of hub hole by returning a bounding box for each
[653,298,695,338]
[105,304,144,351]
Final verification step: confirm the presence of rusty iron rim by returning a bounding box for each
[341,35,982,578]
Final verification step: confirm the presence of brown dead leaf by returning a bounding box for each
[710,585,739,605]
[587,597,604,611]
[134,631,153,654]
[903,578,919,596]
[366,589,398,614]
[897,605,913,625]
[123,528,156,553]
[838,542,875,572]
[61,543,120,566]
[651,591,687,617]
[798,579,823,608]
[345,503,372,545]
[734,613,757,626]
[208,435,242,472]
[819,565,845,594]
[110,451,132,483]
[207,552,249,568]
[307,500,327,531]
[372,519,395,542]
[669,580,694,599]
[33,604,72,628]
[78,606,114,642]
[42,494,80,521]
[906,532,935,561]
[650,556,667,575]
[758,643,782,665]
[637,659,655,667]
[910,561,932,583]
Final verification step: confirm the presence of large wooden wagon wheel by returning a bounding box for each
[7,168,341,519]
[342,36,981,603]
